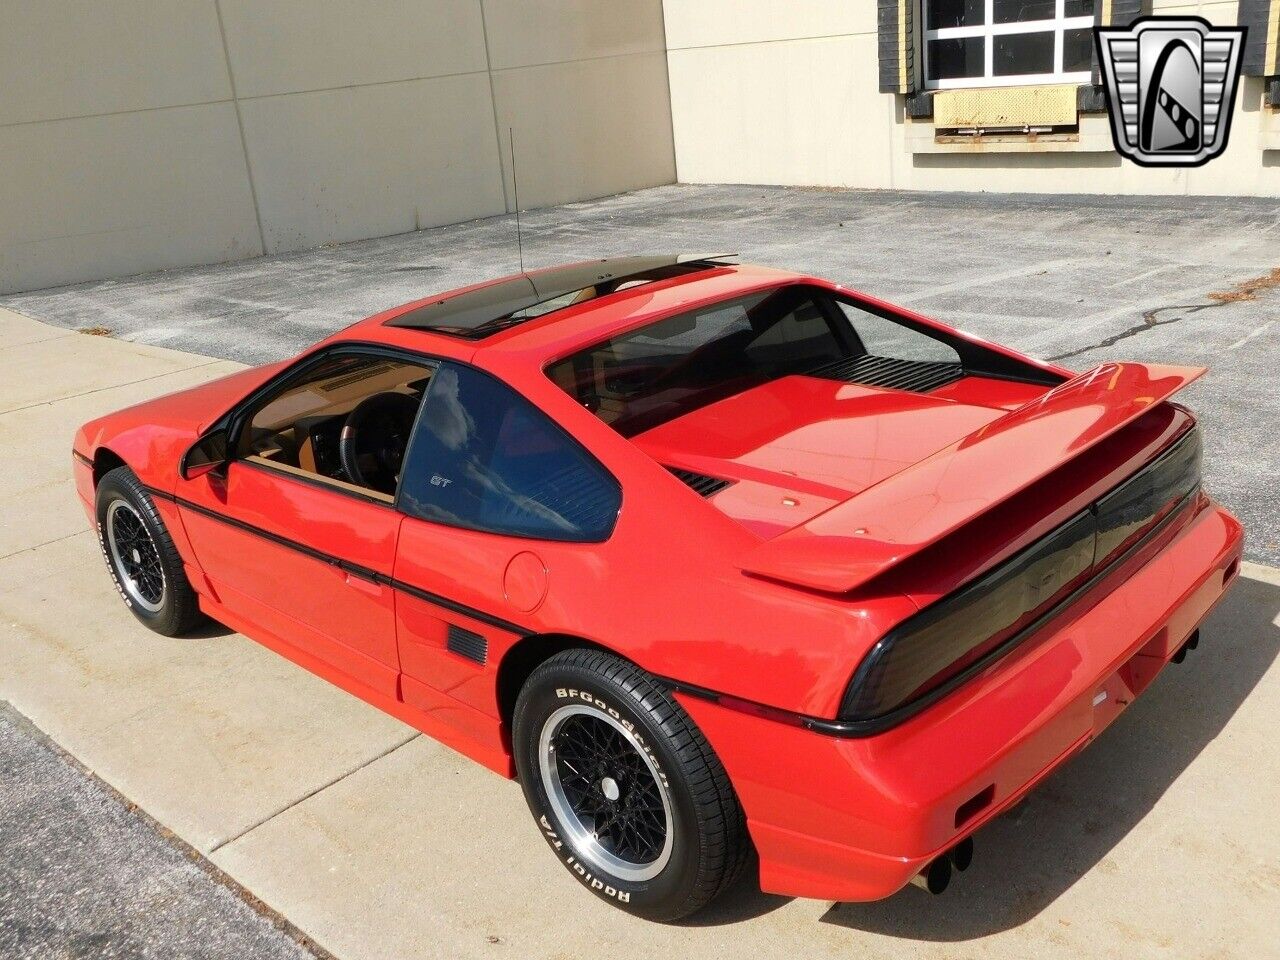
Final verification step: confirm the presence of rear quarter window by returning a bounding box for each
[398,363,620,541]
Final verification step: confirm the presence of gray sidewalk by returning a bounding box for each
[4,184,1278,564]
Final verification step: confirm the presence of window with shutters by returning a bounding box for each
[925,0,1096,90]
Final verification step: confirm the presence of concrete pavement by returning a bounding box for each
[1,304,1278,959]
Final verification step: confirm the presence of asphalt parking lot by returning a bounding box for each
[2,187,1278,959]
[4,184,1278,564]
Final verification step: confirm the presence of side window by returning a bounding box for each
[835,300,962,365]
[399,363,620,541]
[237,353,434,500]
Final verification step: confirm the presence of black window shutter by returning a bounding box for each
[877,0,915,95]
[1240,1,1279,79]
[1109,1,1148,25]
[1080,0,1152,113]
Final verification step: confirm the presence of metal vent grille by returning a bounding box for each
[667,467,734,498]
[806,355,964,393]
[446,624,487,665]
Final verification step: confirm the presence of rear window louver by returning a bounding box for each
[806,355,964,393]
[667,467,734,498]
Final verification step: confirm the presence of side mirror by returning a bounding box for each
[180,428,229,480]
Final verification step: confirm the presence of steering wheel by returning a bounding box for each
[339,392,420,495]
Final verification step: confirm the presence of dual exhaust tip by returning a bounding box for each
[909,836,974,895]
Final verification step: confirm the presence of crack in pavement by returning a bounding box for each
[0,529,88,563]
[1049,267,1279,362]
[0,359,224,417]
[1048,304,1195,361]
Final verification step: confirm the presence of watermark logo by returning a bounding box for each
[1096,17,1246,167]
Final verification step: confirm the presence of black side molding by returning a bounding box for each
[145,485,531,637]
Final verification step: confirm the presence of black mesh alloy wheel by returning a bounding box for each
[95,466,204,636]
[512,649,748,920]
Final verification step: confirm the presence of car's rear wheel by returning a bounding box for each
[512,648,748,921]
[96,466,204,636]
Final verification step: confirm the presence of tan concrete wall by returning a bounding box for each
[0,0,676,294]
[665,0,1280,197]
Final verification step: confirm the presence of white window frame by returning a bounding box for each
[923,0,1095,90]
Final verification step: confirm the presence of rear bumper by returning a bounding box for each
[679,498,1243,902]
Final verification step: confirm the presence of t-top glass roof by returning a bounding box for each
[384,255,734,340]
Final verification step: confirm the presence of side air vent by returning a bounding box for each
[806,355,964,393]
[667,467,734,498]
[446,624,487,665]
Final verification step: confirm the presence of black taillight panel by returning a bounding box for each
[840,426,1201,725]
[1094,427,1201,569]
[841,511,1097,722]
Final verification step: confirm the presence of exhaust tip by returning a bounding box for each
[1188,629,1200,650]
[909,856,952,895]
[950,836,974,873]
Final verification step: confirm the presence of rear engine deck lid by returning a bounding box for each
[632,375,1006,539]
[739,362,1206,594]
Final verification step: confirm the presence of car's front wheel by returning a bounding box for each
[95,465,204,636]
[512,649,748,920]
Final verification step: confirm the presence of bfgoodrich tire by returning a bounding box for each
[512,649,748,921]
[95,466,204,637]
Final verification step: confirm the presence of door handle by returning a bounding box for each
[344,571,383,597]
[338,561,385,597]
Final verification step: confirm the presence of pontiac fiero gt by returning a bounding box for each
[73,256,1242,919]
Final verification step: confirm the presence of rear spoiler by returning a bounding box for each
[739,362,1206,593]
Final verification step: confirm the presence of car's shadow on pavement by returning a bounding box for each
[675,851,793,926]
[814,571,1280,941]
[185,620,236,640]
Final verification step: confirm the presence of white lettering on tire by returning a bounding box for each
[542,689,667,903]
[539,813,630,902]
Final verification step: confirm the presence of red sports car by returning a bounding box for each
[73,256,1242,920]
